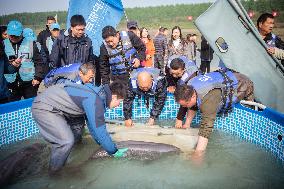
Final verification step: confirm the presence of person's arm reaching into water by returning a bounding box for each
[82,92,118,155]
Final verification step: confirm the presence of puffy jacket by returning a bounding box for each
[153,33,168,56]
[49,30,94,69]
[37,27,51,53]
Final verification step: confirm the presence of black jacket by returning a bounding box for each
[264,33,284,49]
[99,31,146,84]
[37,27,51,55]
[153,33,168,55]
[123,77,167,120]
[200,37,214,61]
[0,41,18,100]
[264,33,284,67]
[49,30,95,69]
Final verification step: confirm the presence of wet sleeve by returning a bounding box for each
[99,44,111,84]
[150,78,167,119]
[129,31,146,61]
[82,95,117,154]
[123,84,136,120]
[198,89,222,139]
[33,41,45,81]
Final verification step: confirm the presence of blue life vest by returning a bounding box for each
[167,55,199,85]
[104,31,137,75]
[130,67,162,96]
[4,38,35,82]
[188,69,238,114]
[44,63,82,87]
[46,36,54,55]
[267,33,276,47]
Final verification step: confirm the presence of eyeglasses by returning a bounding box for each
[9,35,22,39]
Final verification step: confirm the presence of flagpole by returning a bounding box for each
[123,4,129,22]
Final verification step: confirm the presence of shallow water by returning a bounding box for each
[1,129,284,189]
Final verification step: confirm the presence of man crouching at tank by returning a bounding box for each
[174,69,254,154]
[31,63,128,173]
[123,67,167,127]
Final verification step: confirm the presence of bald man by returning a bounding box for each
[123,68,167,126]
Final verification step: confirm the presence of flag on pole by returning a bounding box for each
[67,0,124,55]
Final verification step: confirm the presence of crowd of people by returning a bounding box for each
[0,12,284,172]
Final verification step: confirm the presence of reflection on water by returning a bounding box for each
[1,128,284,189]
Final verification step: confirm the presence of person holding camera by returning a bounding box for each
[3,20,45,101]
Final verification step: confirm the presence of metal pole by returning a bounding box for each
[123,8,129,22]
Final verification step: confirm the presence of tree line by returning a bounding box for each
[0,0,283,33]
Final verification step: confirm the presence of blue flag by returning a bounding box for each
[67,0,124,55]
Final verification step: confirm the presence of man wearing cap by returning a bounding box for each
[100,25,146,86]
[37,16,56,51]
[23,28,37,42]
[127,20,140,37]
[3,20,45,101]
[46,23,61,55]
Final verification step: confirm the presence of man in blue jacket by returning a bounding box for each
[32,62,128,173]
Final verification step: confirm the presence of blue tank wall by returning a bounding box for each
[0,94,283,161]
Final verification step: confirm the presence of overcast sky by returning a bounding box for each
[0,0,215,16]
